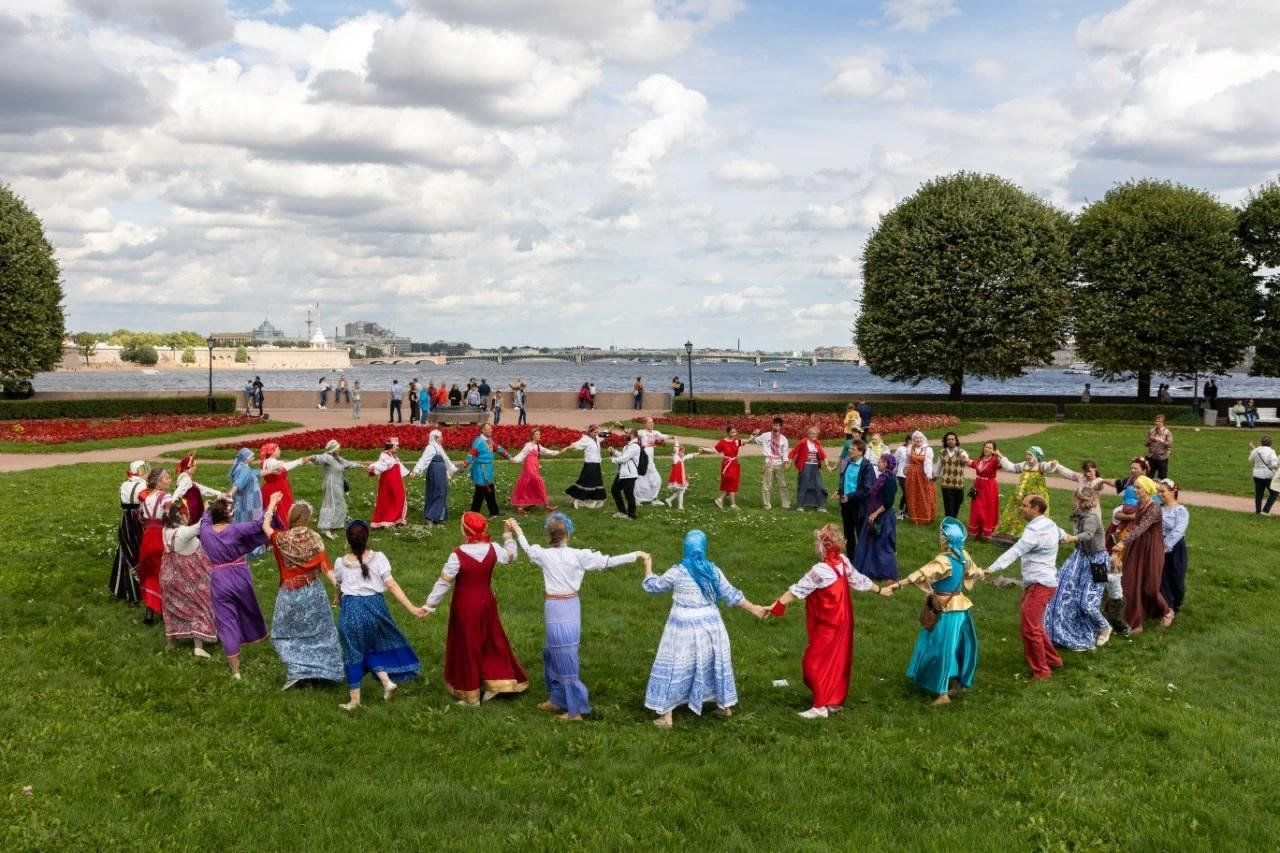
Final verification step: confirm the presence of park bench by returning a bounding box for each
[1256,407,1280,425]
[430,407,490,426]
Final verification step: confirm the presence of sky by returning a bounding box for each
[3,0,1279,350]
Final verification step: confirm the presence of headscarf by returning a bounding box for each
[428,429,443,447]
[545,512,574,535]
[681,529,721,604]
[261,442,279,460]
[385,437,399,451]
[177,453,195,474]
[817,524,845,569]
[869,452,897,503]
[1133,475,1158,498]
[940,516,967,576]
[324,439,340,454]
[125,460,150,480]
[1027,446,1045,462]
[461,511,490,543]
[229,448,256,492]
[910,430,926,448]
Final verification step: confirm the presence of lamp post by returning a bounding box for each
[684,340,695,414]
[206,335,216,413]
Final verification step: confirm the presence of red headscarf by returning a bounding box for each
[261,442,280,460]
[817,525,845,570]
[461,511,490,543]
[177,453,196,474]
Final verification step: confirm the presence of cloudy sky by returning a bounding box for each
[3,0,1278,350]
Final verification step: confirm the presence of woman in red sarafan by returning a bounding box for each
[423,512,528,705]
[510,428,561,512]
[135,467,173,625]
[713,425,746,510]
[259,442,310,529]
[966,441,1001,540]
[368,437,409,528]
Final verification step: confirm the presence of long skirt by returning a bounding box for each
[905,466,936,525]
[1121,527,1170,629]
[511,454,550,508]
[160,550,217,643]
[967,478,999,538]
[803,591,853,708]
[423,454,450,523]
[1160,539,1188,612]
[853,510,899,580]
[232,489,265,557]
[317,481,350,531]
[906,609,978,695]
[634,456,663,503]
[444,588,528,703]
[137,524,164,612]
[994,472,1049,541]
[111,508,141,603]
[796,463,828,509]
[1044,549,1108,651]
[338,594,420,689]
[371,467,407,528]
[644,603,738,714]
[718,458,741,494]
[544,597,591,716]
[272,581,344,684]
[210,564,268,657]
[565,462,606,502]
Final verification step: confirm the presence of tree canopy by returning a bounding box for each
[1238,180,1280,377]
[855,172,1073,398]
[1073,180,1257,398]
[0,184,65,383]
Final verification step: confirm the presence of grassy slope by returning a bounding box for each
[0,421,300,455]
[2,458,1277,850]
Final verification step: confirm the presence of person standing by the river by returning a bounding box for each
[336,373,349,405]
[389,379,403,423]
[408,379,420,424]
[252,376,264,417]
[857,400,872,433]
[352,381,362,420]
[633,377,644,410]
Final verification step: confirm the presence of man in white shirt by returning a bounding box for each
[984,494,1074,681]
[751,417,791,510]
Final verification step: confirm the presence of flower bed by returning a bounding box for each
[216,424,626,453]
[2,414,261,445]
[647,412,959,439]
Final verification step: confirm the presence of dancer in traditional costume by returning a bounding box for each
[136,467,173,625]
[751,418,791,510]
[788,426,830,511]
[893,435,911,518]
[1111,477,1173,634]
[173,454,222,525]
[882,517,983,704]
[713,426,746,510]
[269,501,345,689]
[200,493,276,679]
[904,430,936,525]
[368,437,409,529]
[260,443,312,529]
[1044,487,1111,651]
[334,519,424,709]
[159,499,216,657]
[1103,497,1137,630]
[853,453,900,580]
[766,525,880,718]
[665,439,699,509]
[634,418,671,506]
[111,461,148,604]
[1157,479,1189,620]
[966,441,1001,540]
[425,512,528,705]
[510,428,561,513]
[228,448,262,524]
[641,530,767,728]
[312,439,363,538]
[933,432,968,521]
[864,432,887,468]
[993,446,1051,545]
[510,514,647,720]
[609,429,642,519]
[461,423,506,516]
[1048,458,1106,523]
[410,429,458,524]
[564,425,608,509]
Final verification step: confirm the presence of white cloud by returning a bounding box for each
[713,158,782,185]
[71,0,233,49]
[817,256,860,280]
[968,58,1005,81]
[1077,0,1280,53]
[611,74,712,190]
[823,52,926,102]
[882,0,959,33]
[698,285,787,317]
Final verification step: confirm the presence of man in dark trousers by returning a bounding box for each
[838,439,875,556]
[389,379,403,423]
[856,399,872,433]
[408,378,420,423]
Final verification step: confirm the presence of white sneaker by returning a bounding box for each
[383,681,398,701]
[193,647,211,659]
[281,679,299,691]
[572,499,581,509]
[231,672,241,681]
[798,707,829,719]
[482,689,499,702]
[714,496,724,510]
[818,507,828,513]
[612,512,629,519]
[1096,626,1112,647]
[651,498,665,506]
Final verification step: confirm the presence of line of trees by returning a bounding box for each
[856,173,1280,399]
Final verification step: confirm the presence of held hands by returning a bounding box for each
[268,492,284,507]
[504,518,522,535]
[878,582,896,598]
[410,606,428,618]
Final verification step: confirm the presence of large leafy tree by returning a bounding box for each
[0,184,65,383]
[1238,179,1280,376]
[1074,180,1257,399]
[856,172,1073,399]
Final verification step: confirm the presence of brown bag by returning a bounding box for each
[919,594,941,631]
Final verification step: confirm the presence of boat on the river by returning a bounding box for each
[1063,362,1093,375]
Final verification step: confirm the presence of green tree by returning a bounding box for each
[0,184,65,383]
[856,172,1073,399]
[1074,180,1257,399]
[234,345,249,363]
[1238,179,1280,376]
[121,343,159,366]
[181,347,196,364]
[73,332,98,366]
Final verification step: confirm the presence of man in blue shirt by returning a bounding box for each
[462,423,507,515]
[838,438,875,555]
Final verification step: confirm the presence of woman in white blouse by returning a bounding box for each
[1248,436,1279,514]
[409,430,458,525]
[609,429,643,519]
[564,425,609,509]
[509,514,649,721]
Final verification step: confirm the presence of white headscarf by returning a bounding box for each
[429,429,444,449]
[910,430,926,448]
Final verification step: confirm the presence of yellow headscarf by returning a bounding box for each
[1133,475,1158,498]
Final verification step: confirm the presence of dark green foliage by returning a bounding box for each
[671,399,746,415]
[1064,404,1196,423]
[857,172,1073,398]
[0,184,65,381]
[234,346,249,363]
[1073,180,1258,397]
[0,395,237,419]
[1238,180,1280,377]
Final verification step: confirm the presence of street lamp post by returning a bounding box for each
[684,340,695,414]
[206,335,216,413]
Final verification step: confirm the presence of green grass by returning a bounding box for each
[3,457,1277,849]
[961,423,1256,498]
[654,420,989,443]
[0,421,301,455]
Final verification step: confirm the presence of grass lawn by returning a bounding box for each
[647,420,989,443]
[3,457,1277,849]
[962,423,1258,498]
[0,421,301,455]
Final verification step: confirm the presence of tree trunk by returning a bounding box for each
[1136,370,1151,400]
[948,378,963,400]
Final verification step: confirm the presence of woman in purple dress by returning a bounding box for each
[199,492,278,680]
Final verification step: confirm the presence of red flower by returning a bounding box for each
[215,423,626,453]
[0,415,262,445]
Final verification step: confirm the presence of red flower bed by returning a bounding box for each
[216,423,626,453]
[647,412,960,440]
[1,414,261,445]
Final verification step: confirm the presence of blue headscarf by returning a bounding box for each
[229,448,257,492]
[545,512,574,536]
[940,516,967,578]
[681,529,721,603]
[1122,485,1139,507]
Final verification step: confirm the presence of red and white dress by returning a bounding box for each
[714,438,745,493]
[667,448,690,490]
[174,472,221,525]
[510,442,560,509]
[261,457,305,529]
[787,554,873,709]
[136,488,172,612]
[369,450,409,528]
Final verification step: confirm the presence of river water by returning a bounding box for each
[32,361,1280,398]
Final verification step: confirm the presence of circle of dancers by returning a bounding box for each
[107,413,1191,719]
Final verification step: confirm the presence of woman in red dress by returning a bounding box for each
[967,441,1001,540]
[713,425,746,510]
[510,429,561,512]
[424,512,528,705]
[368,438,409,528]
[904,430,936,525]
[766,525,882,718]
[136,467,172,625]
[260,442,310,529]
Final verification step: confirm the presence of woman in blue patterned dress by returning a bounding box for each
[641,530,767,728]
[1044,487,1111,651]
[228,447,265,556]
[267,500,345,690]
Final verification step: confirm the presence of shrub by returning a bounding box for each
[181,348,196,364]
[670,399,745,415]
[121,343,158,366]
[1064,404,1197,423]
[234,346,248,363]
[0,395,237,419]
[751,400,1059,421]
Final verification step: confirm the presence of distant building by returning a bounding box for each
[212,332,252,345]
[813,345,861,362]
[340,320,411,355]
[252,319,286,340]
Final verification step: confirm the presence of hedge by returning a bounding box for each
[0,395,238,420]
[1064,404,1197,423]
[750,399,1060,421]
[670,399,746,415]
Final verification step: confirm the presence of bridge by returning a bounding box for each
[357,351,860,367]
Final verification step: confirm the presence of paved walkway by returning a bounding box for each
[0,412,1258,514]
